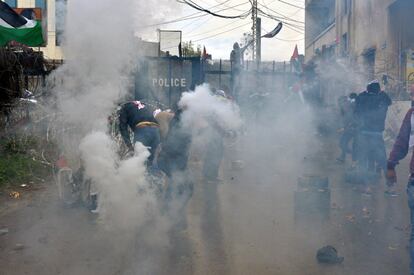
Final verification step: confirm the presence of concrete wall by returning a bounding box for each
[305,0,414,98]
[305,23,336,62]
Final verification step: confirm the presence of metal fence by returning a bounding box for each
[135,56,298,108]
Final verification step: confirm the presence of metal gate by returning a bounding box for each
[134,56,202,109]
[134,56,297,108]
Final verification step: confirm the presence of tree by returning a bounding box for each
[181,41,201,57]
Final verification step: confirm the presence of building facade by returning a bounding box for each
[305,0,414,95]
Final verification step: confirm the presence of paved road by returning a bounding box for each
[0,122,411,275]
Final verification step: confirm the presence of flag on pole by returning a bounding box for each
[262,22,283,38]
[202,46,207,59]
[0,2,44,47]
[290,44,302,74]
[291,44,299,60]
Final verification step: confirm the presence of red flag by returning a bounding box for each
[291,44,299,61]
[202,46,207,59]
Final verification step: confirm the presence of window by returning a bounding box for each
[35,0,46,10]
[4,0,17,8]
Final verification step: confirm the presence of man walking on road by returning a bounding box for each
[386,106,414,275]
[354,80,392,192]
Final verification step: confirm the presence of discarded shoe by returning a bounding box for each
[316,245,344,264]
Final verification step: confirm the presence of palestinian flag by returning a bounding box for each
[262,22,283,38]
[0,2,44,47]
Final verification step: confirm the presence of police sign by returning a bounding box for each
[152,78,187,88]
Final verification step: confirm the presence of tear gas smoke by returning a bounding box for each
[179,83,242,131]
[47,0,180,263]
[79,133,156,232]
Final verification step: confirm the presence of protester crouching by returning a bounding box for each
[119,100,161,171]
[386,106,414,275]
[354,80,392,194]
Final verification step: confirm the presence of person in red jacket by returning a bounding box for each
[386,106,414,275]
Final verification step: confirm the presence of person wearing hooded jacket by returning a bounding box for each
[119,100,161,168]
[354,80,392,191]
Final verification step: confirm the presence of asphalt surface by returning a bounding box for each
[0,119,412,275]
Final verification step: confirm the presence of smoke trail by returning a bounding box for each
[48,0,181,261]
[179,83,242,132]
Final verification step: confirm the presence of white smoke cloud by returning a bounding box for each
[179,83,242,131]
[48,0,180,239]
[79,132,155,231]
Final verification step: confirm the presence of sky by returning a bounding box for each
[138,0,305,61]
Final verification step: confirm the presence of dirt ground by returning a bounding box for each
[0,128,412,275]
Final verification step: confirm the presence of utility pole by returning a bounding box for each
[256,17,261,67]
[251,0,261,67]
[251,0,257,62]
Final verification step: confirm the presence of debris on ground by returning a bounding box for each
[362,207,371,218]
[394,226,410,232]
[0,228,9,236]
[9,191,20,199]
[14,244,25,251]
[388,245,398,250]
[316,245,344,264]
[384,190,400,197]
[331,203,342,210]
[345,214,356,222]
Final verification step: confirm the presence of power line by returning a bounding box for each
[257,9,304,33]
[183,1,251,33]
[191,21,251,42]
[177,0,251,19]
[276,0,304,10]
[214,0,248,12]
[275,36,304,42]
[257,3,304,24]
[144,1,249,27]
[185,18,243,38]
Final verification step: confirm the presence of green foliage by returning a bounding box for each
[182,41,201,57]
[0,135,54,187]
[0,154,48,186]
[1,135,38,154]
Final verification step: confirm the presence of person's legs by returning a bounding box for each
[338,133,347,161]
[134,127,160,167]
[373,135,387,176]
[407,180,414,275]
[203,134,224,181]
[338,129,353,161]
[356,133,370,181]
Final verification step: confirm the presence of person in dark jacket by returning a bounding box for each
[354,80,392,190]
[337,93,357,163]
[119,101,160,168]
[158,108,193,230]
[386,107,414,275]
[158,108,192,178]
